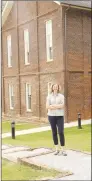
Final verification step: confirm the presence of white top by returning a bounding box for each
[46,93,64,116]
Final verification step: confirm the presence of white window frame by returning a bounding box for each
[46,20,53,62]
[7,35,12,67]
[24,29,30,65]
[26,83,31,112]
[48,82,52,95]
[9,84,14,110]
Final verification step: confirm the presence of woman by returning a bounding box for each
[46,84,67,156]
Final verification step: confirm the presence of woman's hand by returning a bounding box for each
[46,104,64,110]
[46,105,57,110]
[53,104,64,109]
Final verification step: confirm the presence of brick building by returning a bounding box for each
[2,1,91,122]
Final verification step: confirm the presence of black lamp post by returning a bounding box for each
[11,121,15,139]
[78,113,82,129]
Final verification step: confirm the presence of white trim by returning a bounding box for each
[47,59,53,63]
[25,62,30,66]
[26,109,31,113]
[2,1,14,27]
[54,1,60,5]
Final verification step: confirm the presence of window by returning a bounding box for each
[46,20,53,62]
[48,82,52,95]
[7,35,12,67]
[24,29,30,65]
[26,83,31,111]
[9,84,14,109]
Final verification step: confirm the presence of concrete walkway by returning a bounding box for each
[33,150,91,180]
[2,119,91,138]
[2,144,91,180]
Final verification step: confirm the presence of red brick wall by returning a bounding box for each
[17,1,36,25]
[38,1,59,16]
[3,2,17,31]
[64,9,91,121]
[2,2,91,122]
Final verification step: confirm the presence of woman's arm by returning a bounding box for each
[54,95,64,109]
[46,95,64,110]
[46,103,57,110]
[46,104,64,110]
[46,96,57,110]
[53,103,64,109]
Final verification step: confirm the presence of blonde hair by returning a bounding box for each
[50,84,61,93]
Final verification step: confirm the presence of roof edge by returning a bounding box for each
[2,1,14,27]
[60,3,91,11]
[54,1,91,10]
[54,1,60,5]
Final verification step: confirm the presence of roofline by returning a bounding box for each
[60,3,91,11]
[2,1,14,27]
[2,1,91,27]
[54,1,91,11]
[54,1,60,5]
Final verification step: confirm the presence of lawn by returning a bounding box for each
[2,124,91,152]
[2,124,91,180]
[2,121,47,133]
[2,159,61,180]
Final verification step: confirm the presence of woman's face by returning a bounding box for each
[53,84,58,92]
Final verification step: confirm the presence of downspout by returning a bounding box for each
[64,5,70,123]
[16,1,21,115]
[1,38,5,114]
[36,1,40,120]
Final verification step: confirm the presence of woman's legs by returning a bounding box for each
[57,116,67,156]
[48,116,58,145]
[57,116,65,146]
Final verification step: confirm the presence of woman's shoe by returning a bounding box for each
[54,150,59,155]
[58,150,67,156]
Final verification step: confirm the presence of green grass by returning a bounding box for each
[2,124,91,180]
[2,159,61,180]
[2,124,91,152]
[2,121,45,133]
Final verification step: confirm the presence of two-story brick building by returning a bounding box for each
[2,1,91,122]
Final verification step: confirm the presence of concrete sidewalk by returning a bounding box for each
[2,119,91,139]
[35,150,91,180]
[2,144,91,180]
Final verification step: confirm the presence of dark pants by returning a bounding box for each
[48,116,65,146]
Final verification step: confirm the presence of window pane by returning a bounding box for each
[28,95,31,110]
[46,20,53,61]
[11,95,14,108]
[24,29,30,64]
[9,85,14,109]
[48,82,52,95]
[7,35,12,67]
[46,20,52,35]
[49,47,53,59]
[26,84,31,111]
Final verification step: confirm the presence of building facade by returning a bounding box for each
[2,1,91,122]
